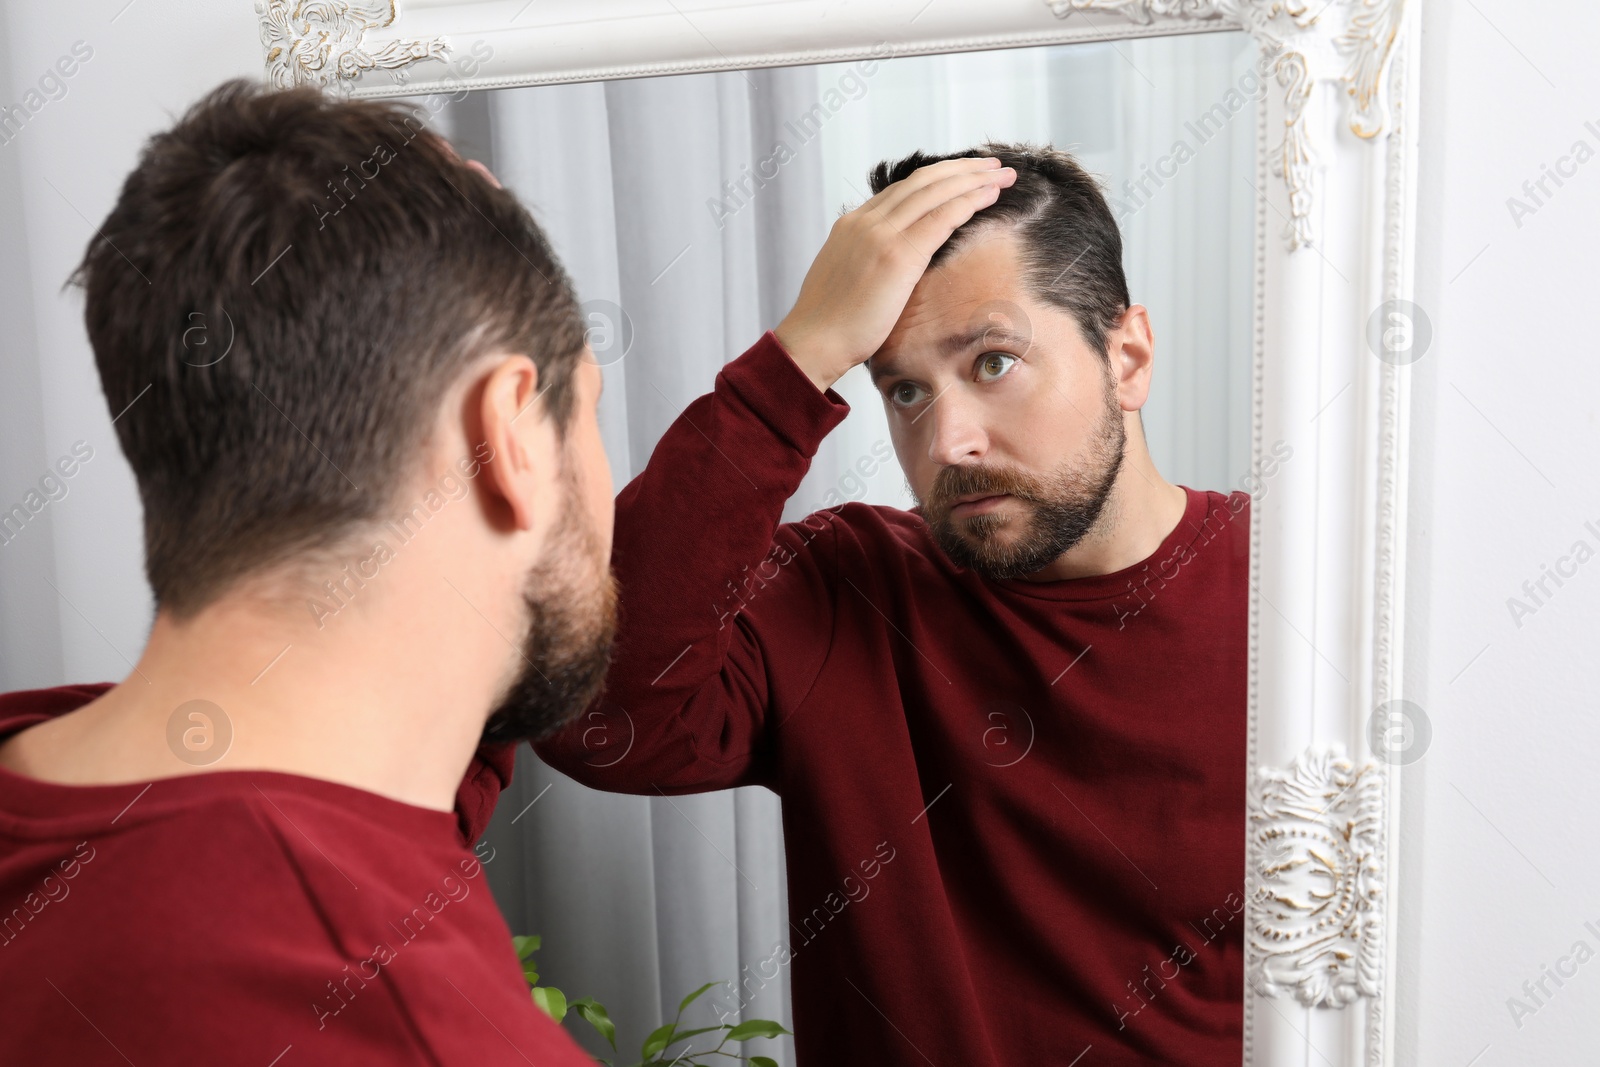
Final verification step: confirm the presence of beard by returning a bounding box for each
[481,467,619,745]
[919,369,1127,582]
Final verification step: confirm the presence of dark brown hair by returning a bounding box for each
[868,141,1130,362]
[73,79,585,617]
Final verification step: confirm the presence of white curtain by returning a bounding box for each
[448,30,1259,1063]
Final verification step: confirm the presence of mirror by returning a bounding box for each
[452,29,1264,1066]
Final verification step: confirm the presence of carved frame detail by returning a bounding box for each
[256,0,449,91]
[1051,0,1408,250]
[1249,747,1385,1007]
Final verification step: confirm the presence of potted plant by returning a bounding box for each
[514,934,791,1067]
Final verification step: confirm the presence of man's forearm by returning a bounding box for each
[532,331,849,791]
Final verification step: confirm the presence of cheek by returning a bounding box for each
[585,429,613,550]
[887,433,922,490]
[1017,387,1090,453]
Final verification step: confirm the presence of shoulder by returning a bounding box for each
[0,803,556,1062]
[1186,486,1249,520]
[0,682,113,736]
[1184,487,1250,564]
[1215,487,1250,521]
[0,682,501,851]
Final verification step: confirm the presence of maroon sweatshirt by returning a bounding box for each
[533,331,1251,1065]
[0,684,585,1066]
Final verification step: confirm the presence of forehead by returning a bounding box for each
[871,228,1037,372]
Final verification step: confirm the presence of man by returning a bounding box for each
[0,82,616,1063]
[533,145,1250,1064]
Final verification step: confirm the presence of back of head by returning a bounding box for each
[868,141,1130,364]
[73,80,585,618]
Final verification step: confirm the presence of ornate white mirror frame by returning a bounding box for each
[251,2,1423,1063]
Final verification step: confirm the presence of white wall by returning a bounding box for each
[0,0,61,686]
[0,0,259,690]
[1401,1,1600,1062]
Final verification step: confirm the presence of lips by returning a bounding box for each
[949,493,1010,516]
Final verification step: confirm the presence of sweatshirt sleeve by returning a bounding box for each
[453,740,517,848]
[531,331,851,794]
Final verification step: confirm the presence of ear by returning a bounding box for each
[476,354,554,532]
[1110,304,1156,411]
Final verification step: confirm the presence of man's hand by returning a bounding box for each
[433,132,503,189]
[774,157,1017,394]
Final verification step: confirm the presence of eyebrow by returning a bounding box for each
[867,324,1033,387]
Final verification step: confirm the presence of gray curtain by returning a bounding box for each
[463,67,831,1063]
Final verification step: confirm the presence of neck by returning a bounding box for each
[1021,426,1187,583]
[1,547,513,811]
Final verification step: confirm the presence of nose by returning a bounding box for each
[924,389,989,467]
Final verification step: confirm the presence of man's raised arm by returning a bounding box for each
[531,157,1018,795]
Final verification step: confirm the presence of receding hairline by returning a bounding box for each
[864,221,1071,387]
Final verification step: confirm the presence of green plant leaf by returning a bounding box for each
[677,980,720,1016]
[530,985,567,1022]
[568,997,617,1051]
[725,1019,791,1041]
[749,1058,780,1067]
[641,1022,678,1060]
[521,966,539,987]
[513,934,542,960]
[660,1025,729,1043]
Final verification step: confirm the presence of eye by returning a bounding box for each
[976,352,1019,382]
[888,381,927,409]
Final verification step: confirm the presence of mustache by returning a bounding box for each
[927,465,1039,510]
